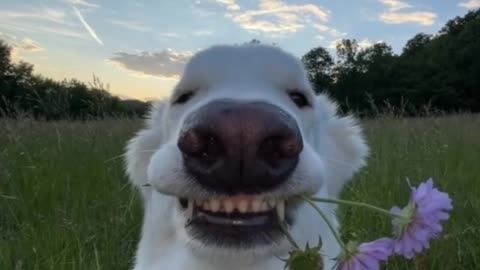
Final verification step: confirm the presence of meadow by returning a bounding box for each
[1,115,479,270]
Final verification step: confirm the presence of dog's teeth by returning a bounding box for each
[224,199,234,213]
[210,199,220,212]
[238,200,248,213]
[251,199,261,212]
[203,201,210,211]
[186,200,194,219]
[276,200,285,221]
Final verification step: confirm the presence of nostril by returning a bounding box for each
[278,137,302,158]
[178,129,223,166]
[178,129,204,156]
[258,135,302,165]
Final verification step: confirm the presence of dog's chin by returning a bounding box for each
[175,195,298,254]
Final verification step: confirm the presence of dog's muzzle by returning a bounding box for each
[178,99,303,194]
[176,100,303,247]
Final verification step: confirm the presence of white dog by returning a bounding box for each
[125,44,368,270]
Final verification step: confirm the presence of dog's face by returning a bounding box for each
[126,45,368,263]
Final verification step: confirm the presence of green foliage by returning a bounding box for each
[1,115,479,269]
[303,9,480,116]
[0,41,149,119]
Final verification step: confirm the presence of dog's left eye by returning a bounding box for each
[173,91,195,105]
[288,91,310,108]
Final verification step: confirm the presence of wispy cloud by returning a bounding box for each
[379,11,436,26]
[64,0,99,8]
[378,0,412,11]
[206,0,346,38]
[72,6,103,45]
[0,6,90,41]
[458,0,480,9]
[0,33,44,61]
[109,49,193,79]
[313,24,347,37]
[210,0,240,11]
[377,0,437,26]
[0,7,69,25]
[159,32,181,38]
[1,21,89,40]
[212,0,330,34]
[108,19,151,32]
[328,39,381,50]
[17,38,44,52]
[192,29,214,36]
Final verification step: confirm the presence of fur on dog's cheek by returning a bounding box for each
[292,145,326,195]
[147,144,185,196]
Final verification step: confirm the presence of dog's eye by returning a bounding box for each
[173,91,194,105]
[288,91,310,108]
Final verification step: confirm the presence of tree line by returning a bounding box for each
[302,9,480,116]
[1,9,479,119]
[0,42,148,120]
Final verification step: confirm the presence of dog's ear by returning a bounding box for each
[311,94,369,197]
[125,100,168,188]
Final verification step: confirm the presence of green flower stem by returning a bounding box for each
[306,196,405,219]
[279,222,300,250]
[302,196,347,252]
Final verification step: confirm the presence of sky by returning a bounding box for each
[0,0,479,100]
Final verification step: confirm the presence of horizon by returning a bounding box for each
[1,0,479,101]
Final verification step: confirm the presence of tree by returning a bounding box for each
[0,39,149,119]
[301,47,334,93]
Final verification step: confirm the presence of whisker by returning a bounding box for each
[320,156,360,169]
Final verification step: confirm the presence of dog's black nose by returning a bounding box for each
[177,100,303,194]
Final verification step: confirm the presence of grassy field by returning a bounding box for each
[1,115,479,269]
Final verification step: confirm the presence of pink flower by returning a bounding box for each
[336,238,393,270]
[391,178,453,259]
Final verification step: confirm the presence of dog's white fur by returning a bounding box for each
[125,44,369,270]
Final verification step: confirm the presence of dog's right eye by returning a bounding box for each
[173,91,194,105]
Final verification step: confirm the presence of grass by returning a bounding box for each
[1,115,479,269]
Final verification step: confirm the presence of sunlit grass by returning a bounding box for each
[1,115,479,269]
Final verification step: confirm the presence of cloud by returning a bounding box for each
[193,29,214,36]
[64,0,99,8]
[458,0,480,9]
[210,0,327,34]
[0,6,91,41]
[328,39,341,49]
[17,38,44,52]
[160,32,181,38]
[328,39,382,50]
[108,19,151,32]
[0,32,43,52]
[210,0,240,11]
[358,39,374,49]
[379,11,437,26]
[0,7,68,25]
[378,0,411,11]
[313,24,347,37]
[1,21,89,40]
[73,6,103,45]
[377,0,437,25]
[109,49,193,79]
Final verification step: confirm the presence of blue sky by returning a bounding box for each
[0,0,479,100]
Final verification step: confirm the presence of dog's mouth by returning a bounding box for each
[178,194,295,248]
